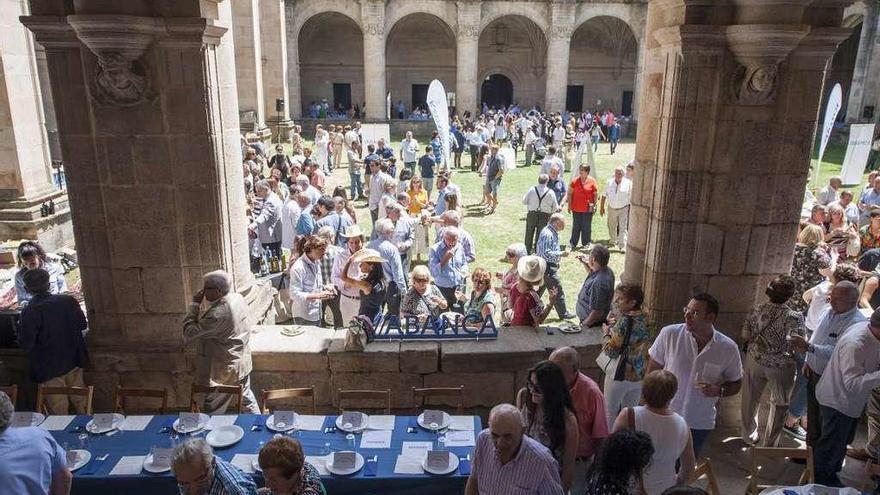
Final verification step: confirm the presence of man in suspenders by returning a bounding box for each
[522,174,560,254]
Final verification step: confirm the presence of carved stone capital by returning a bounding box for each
[19,16,81,49]
[457,24,480,39]
[364,22,385,38]
[726,24,809,105]
[550,24,574,40]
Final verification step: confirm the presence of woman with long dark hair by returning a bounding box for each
[339,249,387,323]
[516,360,579,492]
[584,429,654,495]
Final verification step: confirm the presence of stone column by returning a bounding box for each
[23,0,256,407]
[33,44,61,161]
[544,2,574,113]
[456,1,481,117]
[0,0,71,249]
[845,3,880,122]
[261,0,294,134]
[285,0,302,120]
[625,0,851,331]
[630,6,649,119]
[361,0,386,121]
[232,0,269,136]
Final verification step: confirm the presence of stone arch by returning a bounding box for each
[479,2,549,35]
[568,15,639,114]
[290,0,362,42]
[478,15,547,108]
[843,1,868,28]
[573,5,639,42]
[384,0,456,36]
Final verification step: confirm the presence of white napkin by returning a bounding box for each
[394,454,424,474]
[206,415,237,430]
[110,456,146,475]
[444,430,476,447]
[360,430,392,449]
[449,416,475,431]
[120,415,152,431]
[305,455,330,475]
[294,415,325,431]
[367,415,395,430]
[231,454,258,474]
[39,415,75,431]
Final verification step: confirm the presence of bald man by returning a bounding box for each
[465,404,563,495]
[549,346,608,495]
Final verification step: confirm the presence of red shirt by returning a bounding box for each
[570,372,609,458]
[569,176,599,213]
[510,285,542,327]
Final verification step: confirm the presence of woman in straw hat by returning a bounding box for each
[339,248,387,323]
[509,255,558,328]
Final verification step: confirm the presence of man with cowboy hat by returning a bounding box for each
[332,224,368,325]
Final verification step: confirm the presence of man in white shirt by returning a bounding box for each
[827,190,859,226]
[368,160,392,228]
[540,147,564,176]
[523,125,538,167]
[648,293,743,456]
[599,167,633,251]
[522,174,559,254]
[331,225,366,326]
[813,309,880,487]
[400,131,419,176]
[280,184,302,253]
[818,176,842,206]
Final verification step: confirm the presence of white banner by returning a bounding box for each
[386,92,391,121]
[841,124,877,185]
[426,80,450,166]
[360,123,391,150]
[819,84,842,165]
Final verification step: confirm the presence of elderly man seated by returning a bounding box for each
[465,403,563,495]
[0,392,72,495]
[173,438,256,495]
[183,270,260,414]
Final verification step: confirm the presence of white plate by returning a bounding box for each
[252,459,262,472]
[326,451,365,476]
[206,425,244,448]
[86,413,125,434]
[11,412,46,427]
[266,414,297,432]
[142,453,171,473]
[67,449,91,471]
[173,413,210,434]
[558,322,582,334]
[335,413,368,433]
[422,451,460,475]
[417,411,452,431]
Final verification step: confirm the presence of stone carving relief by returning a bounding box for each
[550,24,574,40]
[92,53,156,107]
[731,64,778,105]
[459,24,480,39]
[725,25,809,106]
[364,23,385,37]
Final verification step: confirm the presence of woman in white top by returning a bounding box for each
[289,235,336,325]
[612,370,695,495]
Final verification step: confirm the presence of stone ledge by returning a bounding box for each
[328,334,401,372]
[250,325,332,372]
[400,341,438,374]
[438,327,547,372]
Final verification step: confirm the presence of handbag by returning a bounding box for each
[613,316,635,382]
[344,315,376,352]
[595,316,634,379]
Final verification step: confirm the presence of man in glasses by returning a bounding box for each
[647,293,743,456]
[173,439,256,495]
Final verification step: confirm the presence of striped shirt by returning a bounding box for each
[471,429,563,495]
[207,456,257,495]
[536,224,563,265]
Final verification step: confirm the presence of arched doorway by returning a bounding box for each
[568,16,638,115]
[385,13,456,118]
[298,12,363,117]
[478,15,547,109]
[823,18,862,121]
[481,74,513,108]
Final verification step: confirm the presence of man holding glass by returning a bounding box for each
[647,293,743,456]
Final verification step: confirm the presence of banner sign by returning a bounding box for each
[426,80,451,166]
[841,123,877,186]
[819,84,842,165]
[359,123,391,150]
[372,313,498,341]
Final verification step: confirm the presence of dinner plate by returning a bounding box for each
[558,322,582,334]
[205,425,244,448]
[417,411,452,431]
[326,451,365,476]
[266,414,297,432]
[142,453,171,473]
[11,411,46,427]
[421,451,459,475]
[173,413,210,434]
[335,412,368,433]
[86,413,125,434]
[67,449,91,471]
[280,326,305,337]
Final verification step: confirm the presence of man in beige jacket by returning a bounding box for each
[183,270,260,414]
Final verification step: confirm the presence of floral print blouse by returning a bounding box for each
[602,312,651,382]
[789,244,831,314]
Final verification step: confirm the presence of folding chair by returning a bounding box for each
[690,459,721,495]
[36,385,94,415]
[411,386,465,414]
[114,387,168,415]
[337,389,391,414]
[261,387,317,415]
[746,446,813,494]
[190,385,243,413]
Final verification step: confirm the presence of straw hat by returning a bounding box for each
[517,255,546,284]
[341,224,365,238]
[351,248,385,264]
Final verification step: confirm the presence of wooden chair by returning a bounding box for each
[411,386,465,414]
[0,385,17,406]
[261,387,316,415]
[36,385,94,415]
[689,459,721,495]
[190,385,243,413]
[337,389,391,414]
[114,387,168,415]
[746,446,813,494]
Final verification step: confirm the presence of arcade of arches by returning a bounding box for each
[0,0,877,419]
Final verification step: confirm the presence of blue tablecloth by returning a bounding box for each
[48,414,479,495]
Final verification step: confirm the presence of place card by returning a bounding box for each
[151,448,173,468]
[273,411,295,428]
[367,415,395,430]
[294,415,325,431]
[341,411,363,429]
[205,415,236,430]
[443,430,476,447]
[426,450,449,471]
[231,454,258,474]
[332,452,357,471]
[11,412,35,427]
[423,410,444,427]
[93,413,115,431]
[401,441,432,459]
[394,455,424,474]
[304,455,330,475]
[179,412,201,431]
[360,430,392,449]
[40,415,75,431]
[110,456,146,476]
[120,415,152,431]
[449,416,475,431]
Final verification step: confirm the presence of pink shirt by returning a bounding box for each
[570,372,609,458]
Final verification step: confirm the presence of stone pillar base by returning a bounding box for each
[266,118,295,144]
[0,189,73,250]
